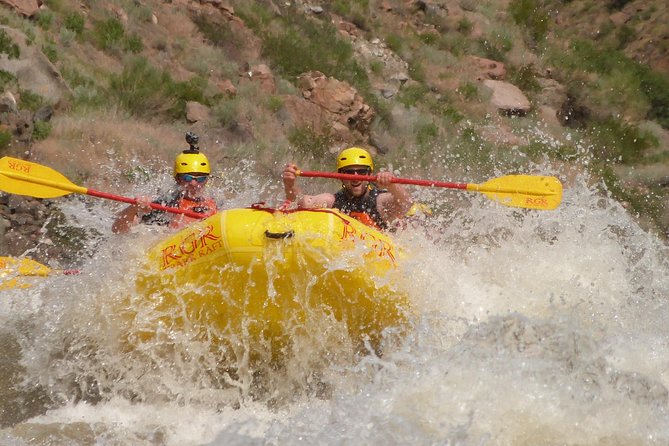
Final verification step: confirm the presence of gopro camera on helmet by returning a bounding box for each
[185,132,199,152]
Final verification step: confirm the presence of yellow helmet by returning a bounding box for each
[336,147,374,172]
[174,150,211,175]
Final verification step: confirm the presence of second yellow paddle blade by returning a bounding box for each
[0,256,52,290]
[0,256,52,276]
[0,157,76,198]
[473,175,563,210]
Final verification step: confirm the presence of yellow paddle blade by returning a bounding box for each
[0,256,52,290]
[0,256,52,276]
[468,175,563,210]
[0,157,87,198]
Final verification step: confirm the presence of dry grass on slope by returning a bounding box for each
[32,110,185,190]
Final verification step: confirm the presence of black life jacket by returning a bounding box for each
[333,186,387,230]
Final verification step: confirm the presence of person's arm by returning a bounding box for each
[300,192,335,208]
[111,197,153,234]
[283,163,335,208]
[375,171,412,223]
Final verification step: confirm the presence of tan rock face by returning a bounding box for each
[482,80,531,115]
[467,56,507,80]
[239,64,276,94]
[186,101,210,123]
[0,26,72,107]
[0,0,41,17]
[283,71,375,144]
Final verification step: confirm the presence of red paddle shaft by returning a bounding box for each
[297,170,469,190]
[86,189,204,219]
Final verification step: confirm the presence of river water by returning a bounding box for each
[1,164,668,445]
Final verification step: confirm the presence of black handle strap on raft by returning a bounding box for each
[264,230,295,239]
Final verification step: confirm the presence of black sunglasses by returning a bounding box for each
[340,168,371,175]
[177,174,209,183]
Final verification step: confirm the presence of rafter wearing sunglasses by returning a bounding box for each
[339,168,371,176]
[177,174,209,183]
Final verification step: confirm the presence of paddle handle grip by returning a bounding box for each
[86,189,206,219]
[297,170,469,190]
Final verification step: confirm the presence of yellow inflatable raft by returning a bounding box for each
[124,206,410,358]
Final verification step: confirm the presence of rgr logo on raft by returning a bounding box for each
[340,222,396,263]
[161,224,223,270]
[8,159,32,173]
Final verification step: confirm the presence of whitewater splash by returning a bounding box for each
[1,166,669,445]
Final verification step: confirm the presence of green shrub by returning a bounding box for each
[42,42,58,63]
[509,0,549,48]
[616,24,635,49]
[453,127,498,173]
[212,98,239,129]
[370,95,392,126]
[589,117,658,164]
[235,2,392,125]
[32,120,52,140]
[92,17,143,53]
[384,33,404,54]
[475,35,512,61]
[419,31,439,46]
[439,33,468,56]
[130,4,155,23]
[93,17,125,51]
[238,8,387,123]
[331,0,370,31]
[64,12,85,35]
[369,60,384,75]
[518,140,579,162]
[567,39,625,74]
[637,66,669,129]
[398,83,428,107]
[349,13,370,32]
[191,12,242,49]
[331,0,353,15]
[607,0,633,11]
[110,57,171,116]
[287,126,334,159]
[0,129,11,151]
[415,121,439,146]
[457,18,473,35]
[37,10,54,29]
[172,76,208,109]
[234,3,273,31]
[60,66,106,108]
[332,0,370,17]
[599,166,664,231]
[508,64,541,93]
[551,39,669,129]
[24,28,36,46]
[0,70,17,90]
[457,82,479,101]
[42,0,65,13]
[408,59,426,83]
[440,104,464,124]
[110,57,208,119]
[59,27,77,46]
[266,95,283,113]
[0,29,20,59]
[125,34,143,53]
[260,16,366,87]
[18,89,44,111]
